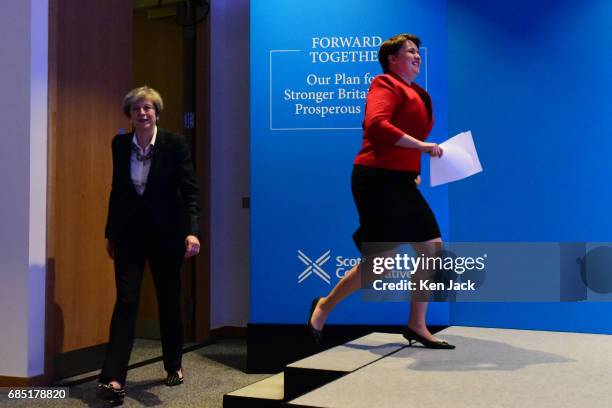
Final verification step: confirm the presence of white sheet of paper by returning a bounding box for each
[430,130,482,187]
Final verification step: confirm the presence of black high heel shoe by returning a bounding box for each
[307,297,323,344]
[96,382,126,405]
[402,327,455,349]
[165,368,184,386]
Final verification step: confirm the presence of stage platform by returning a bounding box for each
[225,326,612,408]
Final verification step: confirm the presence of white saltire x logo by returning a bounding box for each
[298,250,331,284]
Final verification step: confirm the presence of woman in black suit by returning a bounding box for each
[97,86,201,404]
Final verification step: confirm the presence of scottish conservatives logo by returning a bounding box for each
[297,249,362,284]
[297,250,332,284]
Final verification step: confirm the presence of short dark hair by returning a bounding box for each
[378,33,421,73]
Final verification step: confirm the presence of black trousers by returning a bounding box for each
[100,230,184,385]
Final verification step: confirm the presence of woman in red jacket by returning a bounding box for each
[308,33,454,349]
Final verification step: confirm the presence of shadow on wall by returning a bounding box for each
[45,260,65,380]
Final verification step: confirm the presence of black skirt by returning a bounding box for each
[351,164,441,253]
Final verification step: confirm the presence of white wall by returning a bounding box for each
[210,0,250,328]
[0,0,48,377]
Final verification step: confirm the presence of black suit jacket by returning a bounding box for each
[105,129,200,244]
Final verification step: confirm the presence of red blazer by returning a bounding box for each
[354,72,434,172]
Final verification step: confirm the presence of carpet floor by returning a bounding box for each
[2,338,270,408]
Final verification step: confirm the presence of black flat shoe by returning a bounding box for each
[307,297,323,344]
[165,369,184,386]
[96,382,125,405]
[402,327,455,349]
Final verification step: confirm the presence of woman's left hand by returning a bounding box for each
[414,175,421,186]
[184,235,201,258]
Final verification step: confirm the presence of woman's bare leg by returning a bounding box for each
[310,237,444,339]
[407,237,443,342]
[309,263,362,330]
[310,247,397,330]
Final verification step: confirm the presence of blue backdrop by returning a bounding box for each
[251,0,612,333]
[447,0,612,333]
[250,0,449,325]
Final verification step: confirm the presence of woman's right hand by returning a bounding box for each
[420,142,443,158]
[106,239,115,259]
